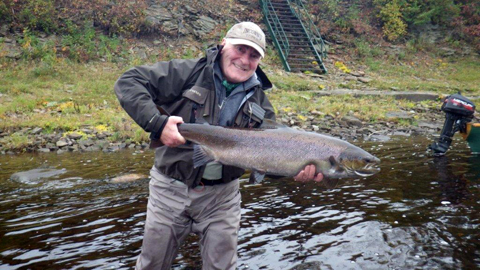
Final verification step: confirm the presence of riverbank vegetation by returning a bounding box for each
[1,0,479,152]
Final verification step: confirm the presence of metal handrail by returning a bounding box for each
[266,0,290,56]
[261,0,291,71]
[288,0,327,73]
[288,0,327,58]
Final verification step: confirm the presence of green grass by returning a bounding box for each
[1,44,479,151]
[268,91,437,126]
[363,55,480,94]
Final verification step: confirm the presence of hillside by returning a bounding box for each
[1,0,480,153]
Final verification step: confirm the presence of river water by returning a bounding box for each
[0,136,479,270]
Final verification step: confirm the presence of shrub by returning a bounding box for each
[1,0,147,38]
[376,0,407,41]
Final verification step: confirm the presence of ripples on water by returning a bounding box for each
[0,136,479,269]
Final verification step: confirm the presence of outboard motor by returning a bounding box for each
[428,93,476,155]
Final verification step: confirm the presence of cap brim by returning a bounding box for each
[226,38,265,58]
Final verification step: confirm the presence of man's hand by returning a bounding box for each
[160,116,186,147]
[294,165,323,182]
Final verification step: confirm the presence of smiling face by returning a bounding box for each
[219,40,262,83]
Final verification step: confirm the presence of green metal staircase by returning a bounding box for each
[261,0,327,73]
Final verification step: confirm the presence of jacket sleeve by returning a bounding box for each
[114,58,200,134]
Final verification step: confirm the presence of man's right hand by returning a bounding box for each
[160,116,186,147]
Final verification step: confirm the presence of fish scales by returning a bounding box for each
[178,123,377,178]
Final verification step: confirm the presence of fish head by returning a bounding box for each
[328,147,381,178]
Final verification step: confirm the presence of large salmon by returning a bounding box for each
[177,122,380,186]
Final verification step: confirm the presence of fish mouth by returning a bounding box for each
[343,159,381,177]
[354,167,381,177]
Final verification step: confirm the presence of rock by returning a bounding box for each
[145,5,174,22]
[79,139,95,148]
[345,75,358,81]
[68,145,79,152]
[1,43,21,59]
[56,139,69,148]
[85,145,101,151]
[80,128,93,134]
[67,132,83,140]
[418,121,441,130]
[341,116,363,128]
[358,77,372,83]
[192,16,216,37]
[386,111,411,119]
[38,148,51,153]
[349,71,365,77]
[31,127,43,135]
[162,21,178,33]
[96,140,109,149]
[392,131,410,136]
[57,149,68,154]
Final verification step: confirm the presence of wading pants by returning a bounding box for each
[135,167,241,270]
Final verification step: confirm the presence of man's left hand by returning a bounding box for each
[294,165,323,182]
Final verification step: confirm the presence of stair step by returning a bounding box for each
[289,40,310,43]
[267,8,291,11]
[267,15,298,20]
[288,53,315,57]
[263,0,327,74]
[288,57,318,61]
[289,61,319,65]
[280,27,304,30]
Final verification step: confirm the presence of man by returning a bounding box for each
[114,21,323,270]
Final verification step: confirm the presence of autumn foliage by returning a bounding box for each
[0,0,478,49]
[308,0,479,46]
[0,0,147,37]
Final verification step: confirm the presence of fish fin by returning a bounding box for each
[260,119,289,129]
[328,156,338,167]
[192,144,215,168]
[249,170,266,184]
[323,178,339,189]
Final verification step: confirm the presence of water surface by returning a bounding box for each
[0,136,479,269]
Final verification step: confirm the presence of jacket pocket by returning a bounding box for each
[235,101,266,128]
[182,86,211,123]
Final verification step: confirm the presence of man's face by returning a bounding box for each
[219,40,262,83]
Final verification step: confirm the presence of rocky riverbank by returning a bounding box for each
[0,95,458,155]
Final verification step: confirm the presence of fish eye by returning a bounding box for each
[364,158,371,163]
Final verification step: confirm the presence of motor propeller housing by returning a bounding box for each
[429,93,476,155]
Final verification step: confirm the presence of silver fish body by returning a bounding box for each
[178,123,380,184]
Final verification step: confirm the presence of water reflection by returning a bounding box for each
[0,136,479,269]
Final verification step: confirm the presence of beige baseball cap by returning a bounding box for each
[225,22,266,58]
